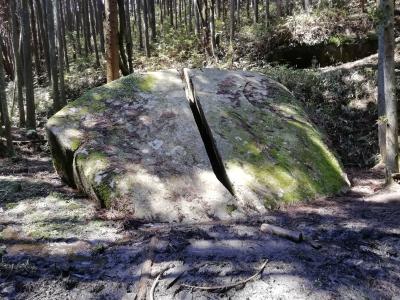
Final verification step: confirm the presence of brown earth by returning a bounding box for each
[0,134,399,299]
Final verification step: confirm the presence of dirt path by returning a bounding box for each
[1,143,400,299]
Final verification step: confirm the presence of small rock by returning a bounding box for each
[26,129,39,140]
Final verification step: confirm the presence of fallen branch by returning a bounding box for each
[260,223,303,243]
[180,259,268,292]
[149,273,161,300]
[12,139,46,144]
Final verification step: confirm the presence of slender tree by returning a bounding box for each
[378,0,398,182]
[47,0,60,111]
[56,0,66,106]
[105,0,120,82]
[10,0,26,127]
[21,0,36,129]
[89,0,100,67]
[142,0,150,57]
[0,34,14,156]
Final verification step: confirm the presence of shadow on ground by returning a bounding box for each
[1,153,400,299]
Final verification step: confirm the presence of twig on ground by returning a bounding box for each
[149,272,163,300]
[180,259,268,292]
[260,223,303,242]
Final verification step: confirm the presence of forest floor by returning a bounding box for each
[0,135,399,300]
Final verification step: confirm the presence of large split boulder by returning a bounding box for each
[47,69,349,222]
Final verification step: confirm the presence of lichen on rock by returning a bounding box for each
[185,68,349,210]
[47,68,349,222]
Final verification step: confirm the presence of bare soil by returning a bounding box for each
[1,135,400,300]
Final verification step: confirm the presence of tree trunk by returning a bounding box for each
[35,0,51,82]
[253,0,258,23]
[56,0,66,107]
[89,0,101,67]
[47,0,60,111]
[194,0,200,36]
[105,0,120,82]
[96,0,105,54]
[28,0,41,77]
[0,34,15,156]
[75,0,82,56]
[117,0,129,74]
[229,0,235,43]
[149,0,156,41]
[136,0,144,49]
[81,0,90,56]
[378,0,398,181]
[59,0,69,71]
[124,0,134,72]
[142,0,151,57]
[304,0,310,13]
[277,0,282,16]
[10,0,26,127]
[21,0,36,129]
[210,0,216,57]
[265,0,270,26]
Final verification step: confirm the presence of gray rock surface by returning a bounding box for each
[47,68,349,222]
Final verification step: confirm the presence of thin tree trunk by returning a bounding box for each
[265,0,269,26]
[56,0,66,106]
[0,34,15,156]
[210,0,216,57]
[117,0,129,74]
[10,0,26,127]
[188,0,193,32]
[149,0,156,41]
[124,0,134,72]
[29,0,41,77]
[142,0,150,57]
[59,0,69,70]
[75,0,82,56]
[378,0,398,181]
[96,0,106,54]
[21,0,36,129]
[89,0,101,67]
[194,0,200,36]
[230,0,235,43]
[81,0,90,56]
[136,0,144,49]
[47,0,60,111]
[105,0,120,82]
[36,0,51,81]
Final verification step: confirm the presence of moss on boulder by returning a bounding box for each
[186,68,349,210]
[47,68,349,222]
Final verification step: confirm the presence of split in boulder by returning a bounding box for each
[47,69,349,222]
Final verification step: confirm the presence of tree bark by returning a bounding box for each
[124,0,134,72]
[265,0,270,26]
[253,0,258,23]
[0,34,15,156]
[56,0,66,107]
[105,0,120,82]
[28,0,41,77]
[21,0,36,129]
[142,0,150,57]
[136,0,144,49]
[229,0,235,43]
[89,0,101,67]
[47,0,60,111]
[10,0,26,127]
[378,0,398,181]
